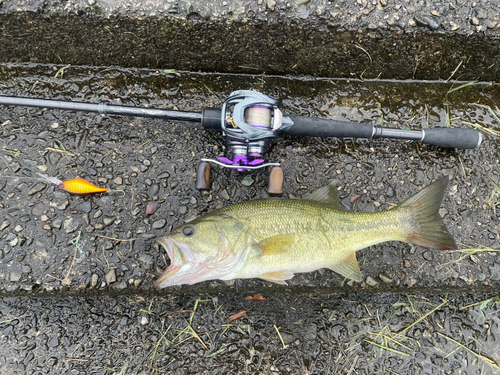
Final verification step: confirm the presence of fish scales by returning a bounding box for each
[219,199,407,278]
[155,176,456,288]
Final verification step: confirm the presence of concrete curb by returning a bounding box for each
[1,0,500,81]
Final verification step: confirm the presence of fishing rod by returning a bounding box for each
[0,90,482,194]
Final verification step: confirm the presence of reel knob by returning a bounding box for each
[195,161,211,190]
[267,166,284,195]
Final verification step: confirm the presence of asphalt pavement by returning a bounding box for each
[0,61,499,373]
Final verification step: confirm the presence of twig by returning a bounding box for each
[354,44,373,64]
[54,64,71,79]
[160,310,195,318]
[446,60,463,81]
[394,296,449,338]
[274,325,288,349]
[96,234,136,242]
[45,147,76,156]
[364,339,411,357]
[436,332,500,370]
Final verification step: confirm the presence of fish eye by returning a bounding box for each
[182,226,195,237]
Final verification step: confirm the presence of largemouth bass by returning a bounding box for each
[155,176,456,288]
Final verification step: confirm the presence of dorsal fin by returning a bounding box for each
[304,185,347,211]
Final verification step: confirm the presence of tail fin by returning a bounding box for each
[399,176,457,250]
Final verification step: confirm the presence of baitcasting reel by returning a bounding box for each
[196,90,294,194]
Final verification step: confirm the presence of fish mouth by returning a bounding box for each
[155,237,201,288]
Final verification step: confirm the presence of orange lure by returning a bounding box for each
[37,173,107,195]
[59,179,108,194]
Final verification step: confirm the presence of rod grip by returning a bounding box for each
[283,115,374,138]
[422,128,482,149]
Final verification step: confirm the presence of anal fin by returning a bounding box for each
[327,252,362,282]
[260,271,294,285]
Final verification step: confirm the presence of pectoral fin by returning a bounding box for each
[260,271,294,285]
[327,252,362,282]
[257,234,295,256]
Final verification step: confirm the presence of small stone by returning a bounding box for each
[134,279,143,287]
[105,269,117,284]
[48,336,59,347]
[63,217,80,233]
[52,217,63,229]
[279,331,294,344]
[471,17,480,26]
[10,162,21,173]
[53,200,70,211]
[148,184,160,198]
[365,276,379,286]
[37,165,49,172]
[77,201,92,213]
[423,251,434,261]
[10,266,22,282]
[140,316,149,325]
[484,20,497,29]
[152,219,166,229]
[43,224,52,231]
[140,254,153,267]
[146,202,159,215]
[157,172,170,179]
[450,21,460,31]
[103,216,116,227]
[91,274,99,288]
[113,176,123,185]
[379,273,393,283]
[0,220,10,231]
[9,237,18,247]
[50,122,59,129]
[386,186,394,197]
[114,281,127,289]
[41,215,49,222]
[304,323,317,341]
[220,189,230,200]
[489,263,500,281]
[14,225,22,232]
[28,183,46,195]
[404,259,411,268]
[241,175,254,187]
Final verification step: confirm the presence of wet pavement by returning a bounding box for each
[1,63,499,296]
[1,292,499,374]
[0,63,500,373]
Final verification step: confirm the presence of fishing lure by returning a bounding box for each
[37,173,108,194]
